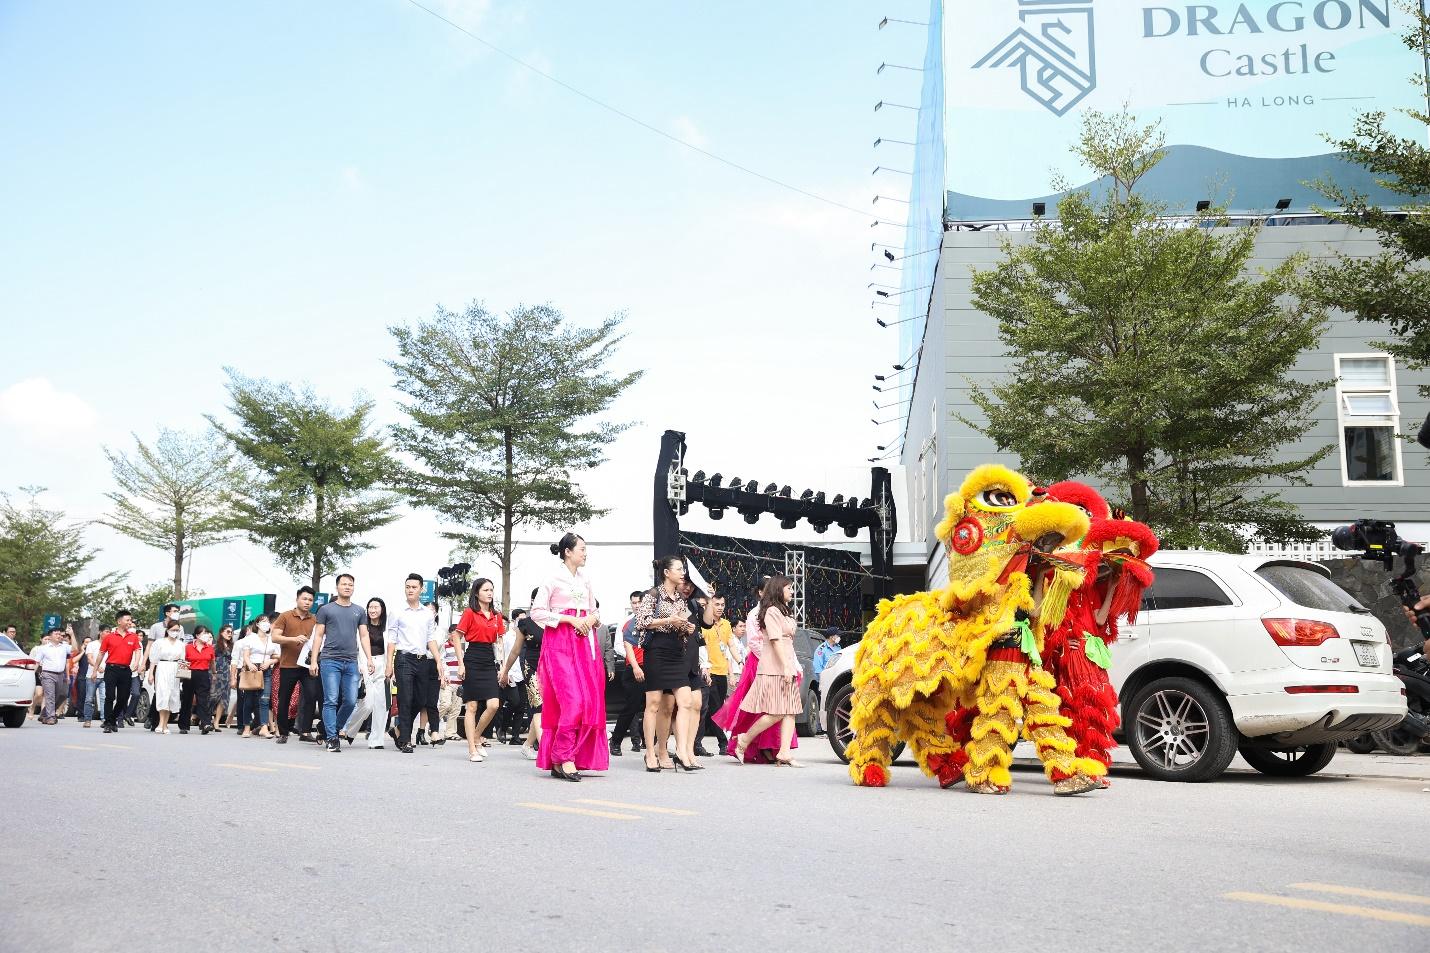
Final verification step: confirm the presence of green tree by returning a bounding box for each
[208,372,401,591]
[94,580,186,633]
[388,302,642,610]
[100,429,242,599]
[967,109,1331,551]
[0,488,124,646]
[1309,2,1430,388]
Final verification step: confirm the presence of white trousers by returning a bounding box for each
[342,656,389,747]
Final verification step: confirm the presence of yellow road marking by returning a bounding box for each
[97,743,132,750]
[215,762,278,773]
[573,799,697,816]
[1224,892,1430,927]
[1290,883,1430,907]
[61,744,97,751]
[259,761,321,771]
[518,802,639,821]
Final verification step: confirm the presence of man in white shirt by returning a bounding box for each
[389,573,446,754]
[32,628,71,724]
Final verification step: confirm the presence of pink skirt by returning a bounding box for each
[536,616,609,772]
[714,661,799,762]
[739,674,803,716]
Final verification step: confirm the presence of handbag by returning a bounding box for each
[177,664,192,681]
[238,668,263,691]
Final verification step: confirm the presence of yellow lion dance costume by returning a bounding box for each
[845,464,1107,795]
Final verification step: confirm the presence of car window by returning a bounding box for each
[1256,564,1367,614]
[1146,568,1233,610]
[0,635,17,652]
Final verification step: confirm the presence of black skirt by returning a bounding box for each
[642,633,690,692]
[684,629,704,691]
[461,642,500,703]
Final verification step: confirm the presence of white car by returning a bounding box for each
[0,633,38,727]
[821,551,1407,781]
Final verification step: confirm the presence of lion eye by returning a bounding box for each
[980,489,1017,508]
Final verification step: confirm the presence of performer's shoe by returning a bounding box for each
[609,739,623,757]
[967,780,1011,795]
[1052,774,1100,796]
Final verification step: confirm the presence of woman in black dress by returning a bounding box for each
[634,556,699,772]
[455,578,505,763]
[500,587,546,760]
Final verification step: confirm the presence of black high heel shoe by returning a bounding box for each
[551,765,583,782]
[644,754,661,773]
[674,758,704,772]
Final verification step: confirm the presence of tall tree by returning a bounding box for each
[967,109,1331,551]
[208,372,401,591]
[388,302,642,610]
[1309,2,1430,389]
[100,429,242,598]
[0,488,124,646]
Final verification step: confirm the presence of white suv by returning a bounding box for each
[821,552,1408,781]
[0,633,37,727]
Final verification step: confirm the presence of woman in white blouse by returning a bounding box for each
[144,621,186,734]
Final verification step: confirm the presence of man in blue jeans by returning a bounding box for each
[309,573,374,753]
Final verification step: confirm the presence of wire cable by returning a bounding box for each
[403,0,878,221]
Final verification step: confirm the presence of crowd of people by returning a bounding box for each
[18,531,852,780]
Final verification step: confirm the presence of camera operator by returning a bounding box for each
[1401,598,1430,656]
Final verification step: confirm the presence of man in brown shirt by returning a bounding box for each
[270,586,317,744]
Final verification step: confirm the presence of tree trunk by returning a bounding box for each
[501,429,514,615]
[1127,448,1151,523]
[311,490,325,592]
[173,543,184,600]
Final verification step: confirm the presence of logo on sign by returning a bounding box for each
[975,0,1097,117]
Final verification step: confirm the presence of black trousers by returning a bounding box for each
[697,674,729,750]
[298,672,323,737]
[394,653,438,746]
[497,682,527,738]
[610,664,645,747]
[179,671,211,730]
[103,667,133,728]
[275,667,305,736]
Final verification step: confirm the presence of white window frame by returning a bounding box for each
[1334,352,1403,487]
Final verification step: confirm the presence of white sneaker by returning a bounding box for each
[520,746,537,760]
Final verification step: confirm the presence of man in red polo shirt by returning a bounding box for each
[99,610,142,733]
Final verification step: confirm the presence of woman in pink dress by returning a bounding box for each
[529,532,607,781]
[732,575,804,766]
[714,577,799,763]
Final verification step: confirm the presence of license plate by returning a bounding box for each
[1352,641,1379,667]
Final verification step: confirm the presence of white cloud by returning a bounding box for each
[0,377,99,439]
[671,115,709,149]
[338,165,366,192]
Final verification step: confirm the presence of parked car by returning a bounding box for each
[0,633,38,728]
[821,552,1407,781]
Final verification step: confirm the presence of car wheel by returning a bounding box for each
[1125,677,1237,782]
[1,706,27,728]
[795,687,817,738]
[1342,734,1377,755]
[825,682,904,764]
[1237,741,1337,777]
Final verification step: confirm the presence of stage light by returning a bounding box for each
[779,517,799,530]
[779,485,792,497]
[845,497,859,509]
[843,524,860,538]
[1275,198,1292,211]
[742,512,760,525]
[884,249,895,262]
[709,506,725,520]
[811,521,830,533]
[799,489,814,501]
[1196,200,1211,212]
[813,491,825,504]
[709,473,723,488]
[1032,202,1046,216]
[762,482,778,494]
[832,494,845,505]
[692,469,706,483]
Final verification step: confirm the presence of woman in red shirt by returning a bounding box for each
[455,578,506,763]
[180,625,217,734]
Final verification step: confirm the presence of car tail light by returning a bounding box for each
[1263,618,1340,647]
[3,658,37,670]
[1284,685,1359,694]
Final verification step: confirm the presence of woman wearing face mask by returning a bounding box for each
[179,625,216,734]
[211,626,234,730]
[237,620,277,738]
[455,578,505,763]
[528,533,605,781]
[144,621,186,734]
[341,598,389,748]
[731,575,804,767]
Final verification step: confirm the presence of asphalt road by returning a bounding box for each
[5,719,1428,953]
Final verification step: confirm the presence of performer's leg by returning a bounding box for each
[899,690,960,787]
[844,679,899,787]
[1022,664,1104,795]
[964,654,1027,794]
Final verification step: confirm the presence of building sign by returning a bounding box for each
[220,599,245,631]
[43,613,62,632]
[421,581,436,605]
[943,0,1425,200]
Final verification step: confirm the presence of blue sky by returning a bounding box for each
[0,0,925,616]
